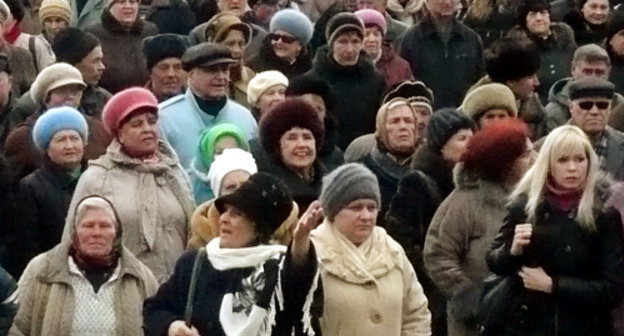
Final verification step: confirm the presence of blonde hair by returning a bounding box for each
[509,125,600,231]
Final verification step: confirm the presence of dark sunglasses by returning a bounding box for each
[578,101,610,110]
[270,33,297,44]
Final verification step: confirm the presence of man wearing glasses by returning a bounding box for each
[567,76,624,179]
[545,44,624,133]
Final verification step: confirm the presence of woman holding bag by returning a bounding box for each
[486,125,624,336]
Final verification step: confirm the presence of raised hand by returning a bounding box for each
[510,223,533,256]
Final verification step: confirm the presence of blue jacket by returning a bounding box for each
[158,89,258,169]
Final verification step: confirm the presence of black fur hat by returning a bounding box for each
[485,37,540,83]
[143,34,190,71]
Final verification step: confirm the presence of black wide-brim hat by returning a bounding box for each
[214,172,293,238]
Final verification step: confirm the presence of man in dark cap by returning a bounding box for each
[159,42,258,168]
[143,34,189,102]
[8,27,110,125]
[304,12,386,150]
[568,77,624,178]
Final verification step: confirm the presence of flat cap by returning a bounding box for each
[181,42,236,72]
[569,77,615,100]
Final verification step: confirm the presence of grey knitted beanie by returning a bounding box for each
[320,163,381,221]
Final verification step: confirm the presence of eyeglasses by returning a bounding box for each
[578,101,610,110]
[269,33,297,44]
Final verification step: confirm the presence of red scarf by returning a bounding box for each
[546,181,582,212]
[4,24,21,45]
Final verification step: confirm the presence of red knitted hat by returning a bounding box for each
[102,87,158,135]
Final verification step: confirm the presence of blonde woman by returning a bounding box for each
[486,125,624,336]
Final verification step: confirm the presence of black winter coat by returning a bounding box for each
[303,46,386,150]
[86,10,158,94]
[399,15,484,109]
[14,160,79,275]
[487,195,624,336]
[143,247,321,336]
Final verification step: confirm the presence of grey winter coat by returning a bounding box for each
[423,164,511,336]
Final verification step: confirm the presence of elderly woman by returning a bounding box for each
[85,0,158,93]
[423,119,534,336]
[189,123,250,203]
[144,172,320,336]
[15,107,88,276]
[10,195,158,336]
[485,125,624,336]
[247,9,313,79]
[247,70,288,119]
[64,87,195,284]
[564,0,610,45]
[310,163,431,335]
[354,9,413,87]
[252,98,325,213]
[4,62,111,181]
[385,108,475,336]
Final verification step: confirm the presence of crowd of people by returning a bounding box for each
[0,0,624,334]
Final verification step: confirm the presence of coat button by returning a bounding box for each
[364,281,375,290]
[544,213,550,219]
[370,310,383,324]
[565,245,572,252]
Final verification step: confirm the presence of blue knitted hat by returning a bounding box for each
[33,107,89,151]
[269,9,314,45]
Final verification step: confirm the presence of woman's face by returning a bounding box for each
[76,208,117,258]
[214,135,239,156]
[581,0,609,25]
[118,111,160,158]
[441,128,473,163]
[219,204,257,248]
[256,84,286,116]
[42,16,68,41]
[219,170,251,196]
[550,148,589,190]
[47,129,84,168]
[279,127,316,173]
[109,0,139,27]
[362,27,383,58]
[221,29,247,63]
[300,93,326,120]
[46,84,83,108]
[333,199,378,246]
[610,30,624,57]
[271,30,302,63]
[478,109,510,129]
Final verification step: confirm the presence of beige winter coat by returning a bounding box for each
[9,243,158,336]
[310,221,432,336]
[63,139,195,283]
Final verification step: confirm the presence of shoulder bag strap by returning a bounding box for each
[184,247,206,327]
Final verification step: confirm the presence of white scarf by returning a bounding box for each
[206,238,287,336]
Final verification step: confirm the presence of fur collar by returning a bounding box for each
[411,144,455,196]
[507,22,577,50]
[101,8,146,34]
[453,162,511,208]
